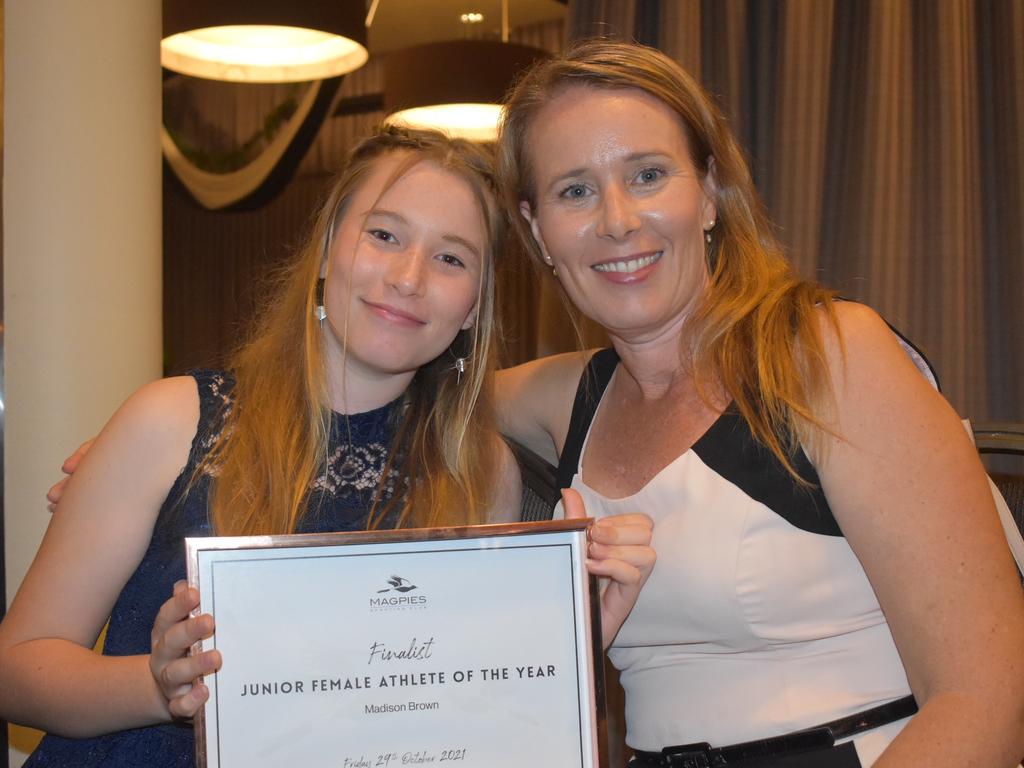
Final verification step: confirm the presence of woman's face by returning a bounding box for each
[520,86,717,343]
[323,155,485,389]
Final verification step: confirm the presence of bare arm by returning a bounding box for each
[495,351,591,465]
[809,303,1024,767]
[0,377,211,736]
[484,437,524,524]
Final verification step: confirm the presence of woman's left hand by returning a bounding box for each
[562,488,655,649]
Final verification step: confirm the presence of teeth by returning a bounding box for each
[593,252,661,274]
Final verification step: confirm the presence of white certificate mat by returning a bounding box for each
[186,521,606,768]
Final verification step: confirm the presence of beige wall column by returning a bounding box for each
[4,1,162,763]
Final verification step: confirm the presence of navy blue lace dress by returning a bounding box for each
[25,370,404,767]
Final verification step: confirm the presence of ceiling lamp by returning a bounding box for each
[162,1,368,83]
[384,39,547,142]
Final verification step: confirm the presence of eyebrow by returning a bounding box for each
[366,208,482,259]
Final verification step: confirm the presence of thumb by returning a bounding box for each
[561,488,588,520]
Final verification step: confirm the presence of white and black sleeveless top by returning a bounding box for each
[556,347,923,766]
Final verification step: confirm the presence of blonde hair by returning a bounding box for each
[498,39,838,477]
[202,125,505,536]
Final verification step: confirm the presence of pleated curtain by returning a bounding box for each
[554,0,1024,424]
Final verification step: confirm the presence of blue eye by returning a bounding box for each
[559,183,590,200]
[635,167,665,184]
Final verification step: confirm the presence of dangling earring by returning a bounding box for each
[705,220,716,244]
[314,278,326,328]
[453,356,467,385]
[449,336,470,385]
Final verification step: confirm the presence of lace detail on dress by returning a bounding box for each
[193,371,234,466]
[311,442,404,503]
[189,370,405,503]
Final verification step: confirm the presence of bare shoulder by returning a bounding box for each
[811,302,944,419]
[108,375,200,434]
[1,376,203,650]
[816,300,903,363]
[56,374,202,530]
[809,301,988,539]
[495,350,596,464]
[497,349,593,392]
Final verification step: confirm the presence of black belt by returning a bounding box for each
[631,695,917,768]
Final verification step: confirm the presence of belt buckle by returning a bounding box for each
[661,742,714,768]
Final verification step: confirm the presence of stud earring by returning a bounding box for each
[314,278,326,328]
[704,220,716,245]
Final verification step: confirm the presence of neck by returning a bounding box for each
[323,339,415,414]
[607,315,728,407]
[328,369,414,414]
[604,310,696,398]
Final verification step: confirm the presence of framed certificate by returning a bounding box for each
[186,520,607,768]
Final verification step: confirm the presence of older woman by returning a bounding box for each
[495,40,1024,767]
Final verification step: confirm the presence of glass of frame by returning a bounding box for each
[186,519,607,768]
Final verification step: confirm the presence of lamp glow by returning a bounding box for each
[383,40,547,143]
[386,103,503,142]
[161,25,368,83]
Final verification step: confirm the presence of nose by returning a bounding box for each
[385,248,428,296]
[596,183,641,240]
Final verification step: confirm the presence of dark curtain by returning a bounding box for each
[558,0,1024,424]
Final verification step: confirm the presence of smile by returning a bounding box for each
[592,252,662,274]
[363,300,427,326]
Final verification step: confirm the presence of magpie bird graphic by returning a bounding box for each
[377,575,418,593]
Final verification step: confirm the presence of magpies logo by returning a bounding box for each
[377,575,418,594]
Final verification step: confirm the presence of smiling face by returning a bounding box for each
[521,86,718,343]
[322,154,486,404]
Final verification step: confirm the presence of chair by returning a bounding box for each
[507,438,560,522]
[973,422,1024,540]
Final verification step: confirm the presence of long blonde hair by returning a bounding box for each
[201,125,505,535]
[498,39,838,477]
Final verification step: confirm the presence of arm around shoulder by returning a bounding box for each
[0,376,202,736]
[483,437,524,524]
[495,351,594,466]
[809,303,1024,767]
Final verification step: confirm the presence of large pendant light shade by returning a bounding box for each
[384,40,547,142]
[162,1,368,83]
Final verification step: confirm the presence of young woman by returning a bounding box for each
[0,125,654,767]
[495,40,1024,768]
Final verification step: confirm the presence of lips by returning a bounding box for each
[362,300,427,327]
[592,251,662,274]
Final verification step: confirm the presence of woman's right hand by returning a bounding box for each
[150,581,222,719]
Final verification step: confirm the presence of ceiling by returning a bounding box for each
[366,0,567,54]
